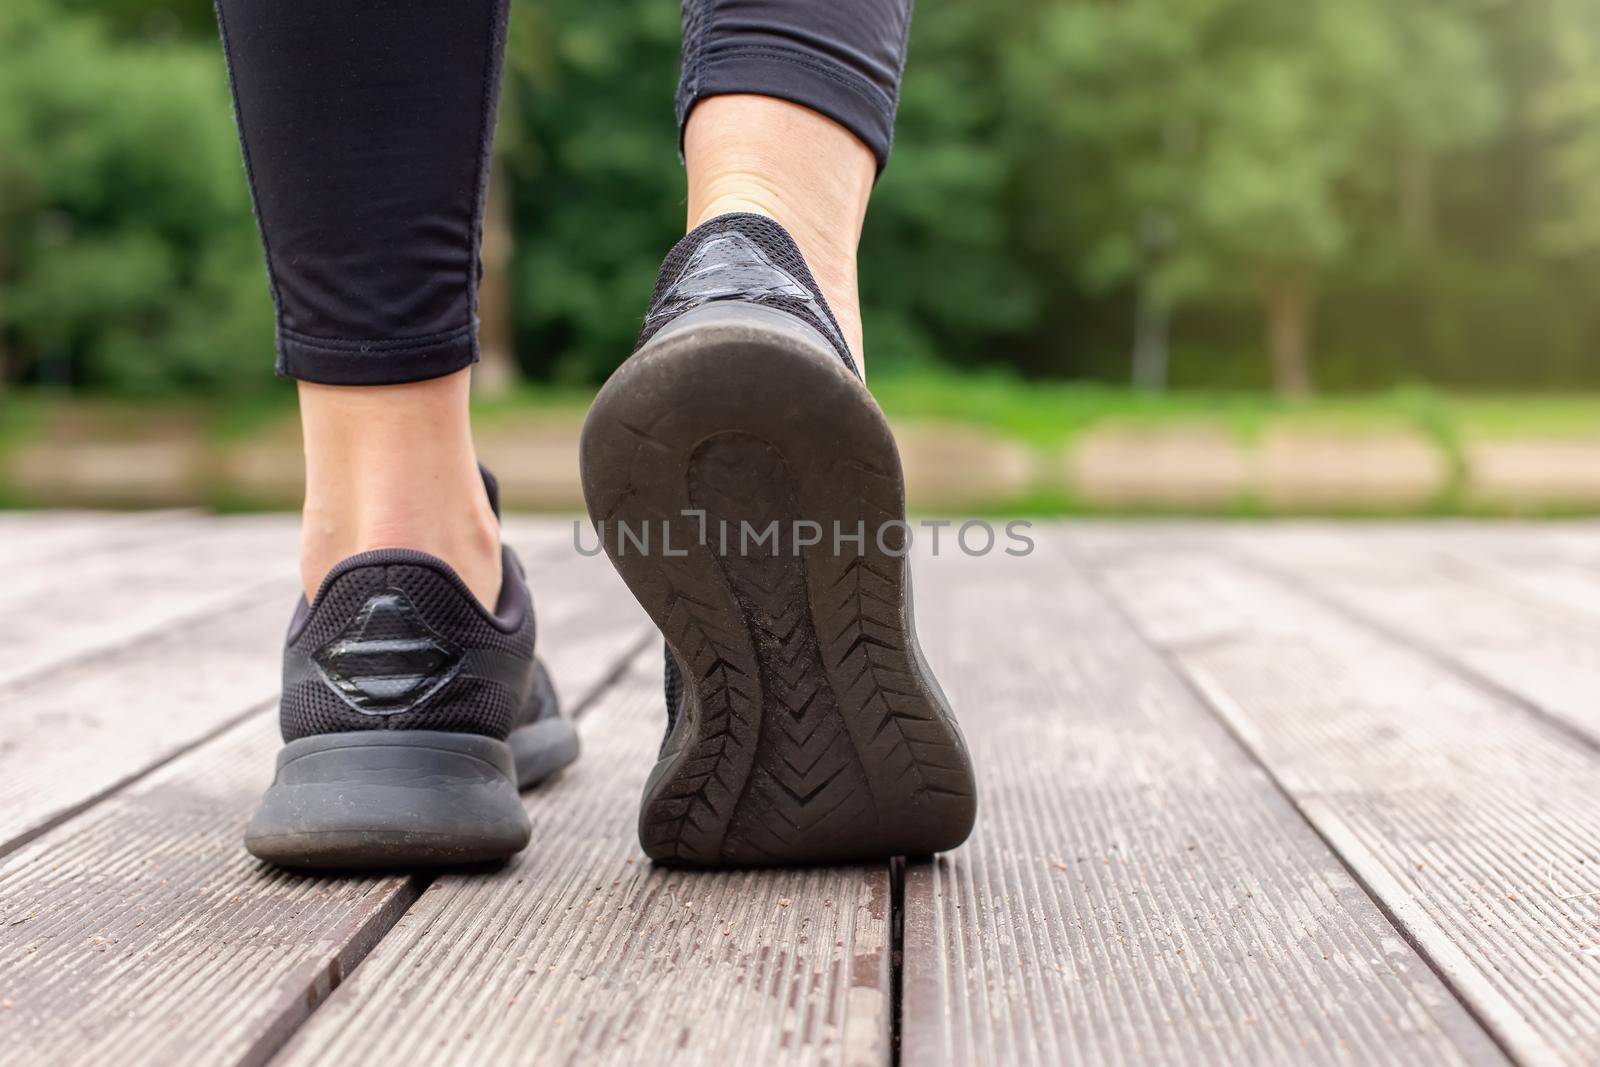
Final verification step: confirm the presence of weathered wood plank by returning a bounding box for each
[510,522,654,707]
[0,524,649,1067]
[0,510,194,572]
[900,532,1502,1067]
[1316,524,1600,630]
[0,515,301,690]
[1084,537,1600,1065]
[0,523,643,858]
[1220,526,1600,750]
[0,594,289,857]
[273,647,893,1067]
[0,712,420,1067]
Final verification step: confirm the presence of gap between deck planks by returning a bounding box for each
[0,514,302,691]
[0,515,300,855]
[0,522,651,1066]
[271,648,893,1067]
[0,712,427,1067]
[0,521,614,858]
[1219,525,1600,754]
[1074,526,1600,1065]
[8,518,1597,1066]
[898,535,1504,1067]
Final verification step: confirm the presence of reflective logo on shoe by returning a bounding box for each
[644,232,847,351]
[312,589,463,713]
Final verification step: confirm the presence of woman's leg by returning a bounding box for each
[220,1,585,871]
[580,1,976,867]
[215,0,508,606]
[677,0,913,370]
[685,97,875,366]
[297,372,499,609]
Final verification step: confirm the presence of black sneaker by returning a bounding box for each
[244,470,578,869]
[580,213,977,867]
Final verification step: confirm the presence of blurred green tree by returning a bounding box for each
[496,1,1043,381]
[0,0,273,392]
[1536,0,1600,254]
[497,0,687,383]
[1014,0,1500,394]
[6,0,1600,394]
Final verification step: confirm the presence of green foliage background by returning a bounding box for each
[5,0,1600,393]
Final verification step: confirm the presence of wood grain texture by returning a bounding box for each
[0,712,421,1067]
[0,522,650,1067]
[0,510,193,573]
[273,648,893,1067]
[0,522,637,860]
[900,533,1502,1067]
[1272,524,1600,638]
[15,516,1599,1066]
[0,514,299,854]
[1220,526,1600,750]
[509,525,654,707]
[0,515,300,690]
[0,594,289,856]
[1084,537,1600,1065]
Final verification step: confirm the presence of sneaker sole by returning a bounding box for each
[244,730,538,870]
[580,303,978,867]
[513,659,581,789]
[510,717,581,789]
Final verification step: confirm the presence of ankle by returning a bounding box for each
[693,192,865,369]
[296,371,504,608]
[299,484,503,608]
[685,95,874,367]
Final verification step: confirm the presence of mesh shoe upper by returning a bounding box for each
[636,212,860,378]
[280,545,542,742]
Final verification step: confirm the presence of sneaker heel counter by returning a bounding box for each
[280,555,523,741]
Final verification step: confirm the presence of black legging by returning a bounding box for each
[214,0,912,387]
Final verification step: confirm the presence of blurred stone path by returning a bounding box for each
[9,415,1600,513]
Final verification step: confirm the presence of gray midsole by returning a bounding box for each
[649,300,836,355]
[271,729,518,782]
[508,717,582,788]
[246,730,530,848]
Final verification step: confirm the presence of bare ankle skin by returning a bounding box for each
[684,94,876,371]
[297,368,502,608]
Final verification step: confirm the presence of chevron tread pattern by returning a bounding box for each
[631,520,760,863]
[814,457,978,808]
[688,434,877,863]
[582,306,977,866]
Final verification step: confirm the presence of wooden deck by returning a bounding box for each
[2,515,1599,1066]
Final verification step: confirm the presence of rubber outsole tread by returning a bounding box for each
[580,305,977,867]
